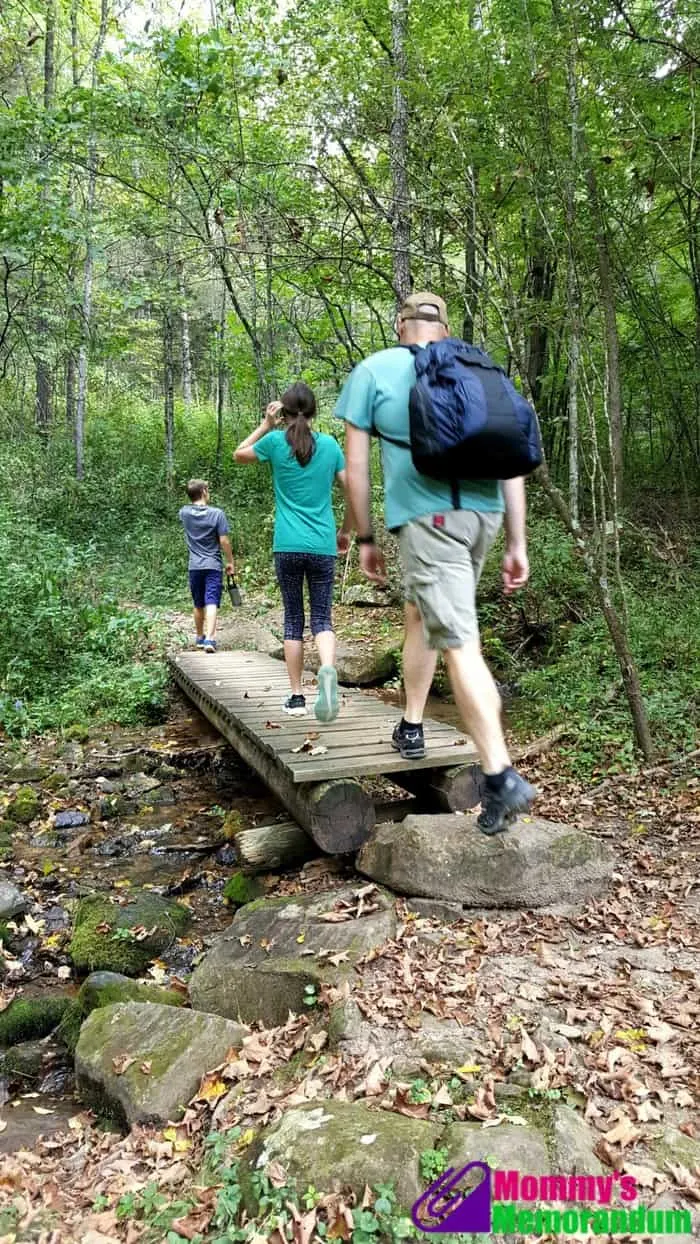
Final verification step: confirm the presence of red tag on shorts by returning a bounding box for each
[432,514,445,528]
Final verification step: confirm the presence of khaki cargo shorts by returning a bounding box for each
[398,510,502,649]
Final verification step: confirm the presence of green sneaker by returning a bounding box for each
[314,665,339,723]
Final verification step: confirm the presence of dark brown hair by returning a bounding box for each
[282,382,316,467]
[186,478,208,501]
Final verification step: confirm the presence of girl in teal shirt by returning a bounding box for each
[234,382,351,721]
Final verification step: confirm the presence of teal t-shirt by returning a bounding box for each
[253,429,345,555]
[335,347,504,531]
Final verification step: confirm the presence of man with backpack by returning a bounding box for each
[337,292,538,835]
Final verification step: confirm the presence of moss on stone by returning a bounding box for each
[549,832,598,867]
[3,1040,46,1084]
[223,872,264,908]
[222,809,245,841]
[64,724,90,743]
[0,996,69,1046]
[7,786,41,825]
[43,772,69,792]
[68,892,191,977]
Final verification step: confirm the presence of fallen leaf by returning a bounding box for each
[195,1073,228,1105]
[112,1055,135,1075]
[603,1115,639,1148]
[140,1061,152,1075]
[265,721,281,729]
[622,1162,664,1190]
[32,1106,55,1115]
[520,1027,540,1063]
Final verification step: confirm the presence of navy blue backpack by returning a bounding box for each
[377,338,542,499]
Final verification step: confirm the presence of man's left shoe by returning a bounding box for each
[314,665,339,723]
[477,769,537,836]
[203,637,217,653]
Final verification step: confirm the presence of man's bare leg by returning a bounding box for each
[193,606,205,639]
[403,602,437,722]
[444,642,510,773]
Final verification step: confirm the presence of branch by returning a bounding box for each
[612,0,700,69]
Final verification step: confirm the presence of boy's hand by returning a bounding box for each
[337,529,351,555]
[225,561,235,577]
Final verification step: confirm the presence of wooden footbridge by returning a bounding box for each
[169,650,480,854]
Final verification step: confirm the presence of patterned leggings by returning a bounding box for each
[274,552,336,640]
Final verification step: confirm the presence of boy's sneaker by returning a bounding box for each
[195,636,206,650]
[283,694,307,717]
[391,719,426,760]
[314,665,339,723]
[477,768,536,836]
[203,637,217,653]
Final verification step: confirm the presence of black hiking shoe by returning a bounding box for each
[477,768,537,836]
[391,720,426,760]
[283,694,307,717]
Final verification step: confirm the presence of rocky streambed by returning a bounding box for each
[1,685,699,1240]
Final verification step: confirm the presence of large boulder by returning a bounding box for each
[68,891,191,976]
[328,999,481,1076]
[357,814,614,908]
[243,1102,438,1210]
[57,970,186,1052]
[75,1002,247,1127]
[189,886,396,1027]
[0,879,26,921]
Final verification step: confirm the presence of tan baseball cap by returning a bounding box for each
[397,291,448,326]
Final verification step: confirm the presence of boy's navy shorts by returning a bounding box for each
[189,569,223,608]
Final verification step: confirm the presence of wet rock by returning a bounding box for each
[0,880,26,921]
[75,1002,247,1127]
[2,1039,46,1086]
[551,1104,603,1173]
[358,815,614,908]
[306,637,400,686]
[222,872,265,908]
[243,1102,437,1210]
[125,773,161,797]
[54,810,90,830]
[216,844,238,867]
[99,794,135,820]
[190,886,396,1028]
[43,771,69,792]
[0,996,69,1046]
[154,763,180,781]
[7,786,41,825]
[95,777,117,795]
[58,970,186,1052]
[68,891,191,977]
[145,785,177,807]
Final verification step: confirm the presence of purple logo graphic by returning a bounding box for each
[412,1161,492,1233]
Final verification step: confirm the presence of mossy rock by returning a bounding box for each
[0,996,69,1046]
[2,1039,46,1085]
[7,764,50,782]
[7,786,41,824]
[222,810,245,841]
[43,771,69,792]
[68,891,191,977]
[0,820,16,838]
[57,970,186,1053]
[75,1002,248,1126]
[63,724,90,743]
[223,872,264,908]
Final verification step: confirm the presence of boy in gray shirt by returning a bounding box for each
[178,479,234,652]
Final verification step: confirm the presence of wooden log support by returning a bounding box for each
[392,763,485,812]
[170,664,375,854]
[232,820,317,873]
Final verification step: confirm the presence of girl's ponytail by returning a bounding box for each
[282,382,317,467]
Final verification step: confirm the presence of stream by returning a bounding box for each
[1,686,461,1154]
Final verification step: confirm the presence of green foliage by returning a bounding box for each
[419,1148,449,1184]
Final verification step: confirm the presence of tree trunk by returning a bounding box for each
[75,135,98,481]
[525,240,556,407]
[390,0,411,304]
[179,264,193,408]
[585,159,624,503]
[537,464,654,759]
[35,0,57,439]
[215,287,226,472]
[393,764,484,812]
[563,27,581,527]
[463,169,479,343]
[163,309,175,486]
